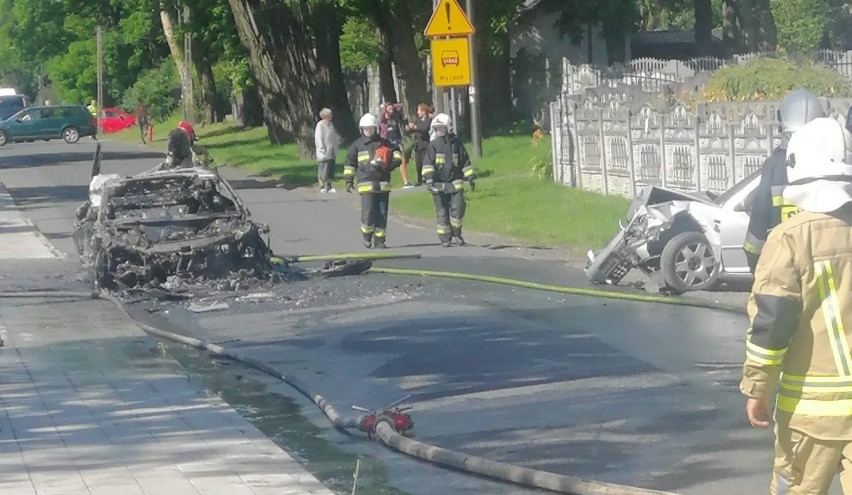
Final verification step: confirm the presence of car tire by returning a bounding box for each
[660,231,721,294]
[63,126,81,144]
[0,130,7,147]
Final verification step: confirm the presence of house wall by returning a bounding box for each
[510,12,631,122]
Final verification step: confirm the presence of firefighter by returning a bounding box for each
[423,113,475,247]
[741,117,852,494]
[744,88,823,273]
[344,113,402,249]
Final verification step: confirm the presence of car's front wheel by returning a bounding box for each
[660,231,720,293]
[63,126,80,144]
[0,130,7,147]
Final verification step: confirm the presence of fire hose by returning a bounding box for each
[0,261,748,494]
[11,289,678,495]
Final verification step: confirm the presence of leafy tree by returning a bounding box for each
[122,60,181,122]
[771,0,830,53]
[340,17,381,71]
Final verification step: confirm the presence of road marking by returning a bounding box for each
[0,185,62,259]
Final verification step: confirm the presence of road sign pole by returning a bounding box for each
[431,0,443,114]
[466,0,482,158]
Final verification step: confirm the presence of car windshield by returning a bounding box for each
[713,168,762,205]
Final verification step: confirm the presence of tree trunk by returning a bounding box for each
[227,0,333,158]
[189,35,218,124]
[376,27,397,105]
[311,2,358,141]
[159,1,190,91]
[694,0,713,56]
[722,0,741,55]
[478,33,513,133]
[384,0,429,115]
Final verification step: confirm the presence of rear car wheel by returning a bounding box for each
[660,231,720,293]
[63,126,80,144]
[0,130,7,147]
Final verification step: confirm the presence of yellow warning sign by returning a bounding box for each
[424,0,474,38]
[431,38,471,87]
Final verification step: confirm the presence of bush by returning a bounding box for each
[702,58,852,101]
[121,60,180,122]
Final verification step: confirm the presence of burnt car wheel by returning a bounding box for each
[93,249,114,290]
[660,231,720,293]
[63,126,81,144]
[0,130,7,147]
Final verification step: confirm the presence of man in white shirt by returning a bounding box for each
[315,108,340,193]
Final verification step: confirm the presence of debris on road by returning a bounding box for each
[187,301,230,313]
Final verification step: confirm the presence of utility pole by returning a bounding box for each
[465,0,482,158]
[96,26,103,134]
[431,0,444,114]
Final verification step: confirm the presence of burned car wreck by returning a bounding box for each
[73,167,273,291]
[585,170,761,293]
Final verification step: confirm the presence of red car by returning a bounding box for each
[98,107,137,134]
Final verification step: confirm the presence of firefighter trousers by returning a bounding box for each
[360,192,389,242]
[432,191,465,243]
[771,423,852,494]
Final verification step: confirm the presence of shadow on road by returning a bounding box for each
[7,185,89,205]
[0,150,162,169]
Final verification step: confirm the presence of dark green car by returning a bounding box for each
[0,105,96,146]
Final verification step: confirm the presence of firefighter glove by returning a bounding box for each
[468,179,476,192]
[346,180,354,193]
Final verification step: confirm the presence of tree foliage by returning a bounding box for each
[771,0,830,53]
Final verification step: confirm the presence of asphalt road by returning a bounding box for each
[0,138,841,494]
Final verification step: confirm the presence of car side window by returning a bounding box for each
[39,108,55,119]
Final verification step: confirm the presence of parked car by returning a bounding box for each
[0,94,27,121]
[585,170,762,293]
[99,107,136,134]
[0,105,96,146]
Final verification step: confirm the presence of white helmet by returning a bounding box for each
[430,113,451,129]
[779,89,823,135]
[359,113,377,129]
[784,118,852,213]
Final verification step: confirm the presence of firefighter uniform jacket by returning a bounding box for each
[741,207,852,440]
[423,134,474,192]
[744,147,802,271]
[343,136,402,193]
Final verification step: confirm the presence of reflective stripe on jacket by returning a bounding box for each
[741,206,852,439]
[343,136,402,193]
[744,147,787,256]
[423,134,474,186]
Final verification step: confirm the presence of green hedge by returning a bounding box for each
[702,58,852,101]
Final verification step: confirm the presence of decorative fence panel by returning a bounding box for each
[550,52,852,199]
[550,96,852,198]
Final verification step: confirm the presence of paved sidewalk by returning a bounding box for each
[0,294,335,495]
[0,185,62,260]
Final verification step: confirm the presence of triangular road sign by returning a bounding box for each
[425,0,475,38]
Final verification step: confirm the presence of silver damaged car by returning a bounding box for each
[585,170,762,293]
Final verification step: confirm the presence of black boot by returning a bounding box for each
[453,228,465,246]
[362,232,373,249]
[374,237,387,249]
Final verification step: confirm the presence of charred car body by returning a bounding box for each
[585,170,761,293]
[73,167,272,290]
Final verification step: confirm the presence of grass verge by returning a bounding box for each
[111,117,629,249]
